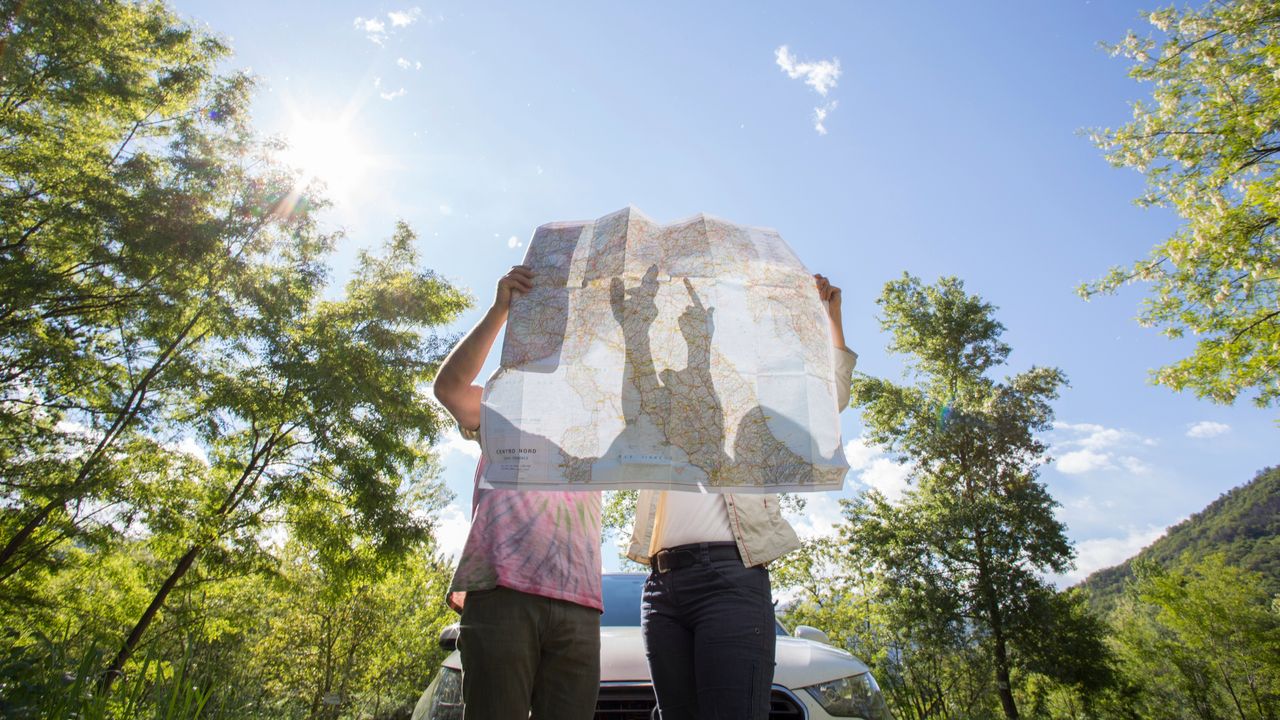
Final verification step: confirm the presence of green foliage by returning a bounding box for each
[1107,555,1280,720]
[0,0,289,587]
[773,275,1118,720]
[0,538,458,719]
[600,490,641,570]
[195,541,458,720]
[841,274,1108,719]
[1086,0,1280,408]
[0,1,471,716]
[775,537,1002,720]
[0,637,213,720]
[1080,465,1280,611]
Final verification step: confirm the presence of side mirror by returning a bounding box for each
[438,623,460,651]
[793,625,830,645]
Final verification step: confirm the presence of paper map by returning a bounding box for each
[478,207,849,493]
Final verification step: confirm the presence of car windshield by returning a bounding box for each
[600,573,789,636]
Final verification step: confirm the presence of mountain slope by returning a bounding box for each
[1077,465,1280,609]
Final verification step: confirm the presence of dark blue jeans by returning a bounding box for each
[641,545,776,720]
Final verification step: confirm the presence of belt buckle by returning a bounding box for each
[652,548,687,574]
[652,549,671,574]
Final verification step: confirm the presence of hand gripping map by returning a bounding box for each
[479,207,850,493]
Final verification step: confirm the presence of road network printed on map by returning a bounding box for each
[479,207,849,493]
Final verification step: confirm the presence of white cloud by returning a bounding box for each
[1057,449,1112,475]
[168,436,210,467]
[1067,495,1097,511]
[354,16,385,33]
[507,236,524,249]
[1056,422,1134,450]
[775,45,841,96]
[396,57,412,69]
[388,7,423,27]
[353,16,387,44]
[1050,525,1168,587]
[1119,456,1152,475]
[54,419,94,438]
[1051,421,1157,477]
[380,87,408,101]
[813,100,837,135]
[843,437,878,471]
[355,8,420,44]
[434,503,471,560]
[862,459,911,502]
[844,434,912,502]
[775,46,842,135]
[1187,420,1230,438]
[436,427,481,460]
[439,204,453,215]
[788,493,846,540]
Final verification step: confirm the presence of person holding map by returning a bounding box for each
[627,273,857,720]
[432,264,602,720]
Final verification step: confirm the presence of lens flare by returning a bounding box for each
[936,397,955,431]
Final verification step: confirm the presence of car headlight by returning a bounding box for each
[801,671,892,719]
[427,667,463,720]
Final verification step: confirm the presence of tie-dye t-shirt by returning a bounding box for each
[447,428,603,613]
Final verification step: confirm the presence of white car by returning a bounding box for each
[412,573,892,719]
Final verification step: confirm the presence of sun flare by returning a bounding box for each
[279,118,371,199]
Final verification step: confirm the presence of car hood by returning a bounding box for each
[599,627,869,687]
[442,627,869,688]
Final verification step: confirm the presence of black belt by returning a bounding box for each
[650,542,741,574]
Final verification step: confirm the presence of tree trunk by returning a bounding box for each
[98,428,278,693]
[1220,666,1248,720]
[991,631,1018,720]
[0,499,60,578]
[974,532,1019,720]
[99,544,204,692]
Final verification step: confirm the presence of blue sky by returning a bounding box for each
[172,0,1276,584]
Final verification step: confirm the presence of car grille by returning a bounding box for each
[594,684,658,719]
[594,684,807,719]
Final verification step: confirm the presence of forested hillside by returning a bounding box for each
[1079,465,1280,609]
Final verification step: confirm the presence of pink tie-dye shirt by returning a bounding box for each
[447,428,603,613]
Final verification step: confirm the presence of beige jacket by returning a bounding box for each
[626,347,858,567]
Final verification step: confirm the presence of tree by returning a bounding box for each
[0,0,266,584]
[1109,555,1280,720]
[98,221,468,688]
[0,516,462,719]
[0,0,473,694]
[1086,0,1280,409]
[844,274,1108,719]
[244,540,459,719]
[774,536,997,720]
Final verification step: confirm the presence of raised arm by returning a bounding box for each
[433,265,534,432]
[814,273,847,350]
[815,273,857,411]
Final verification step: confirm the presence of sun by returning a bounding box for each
[279,118,371,200]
